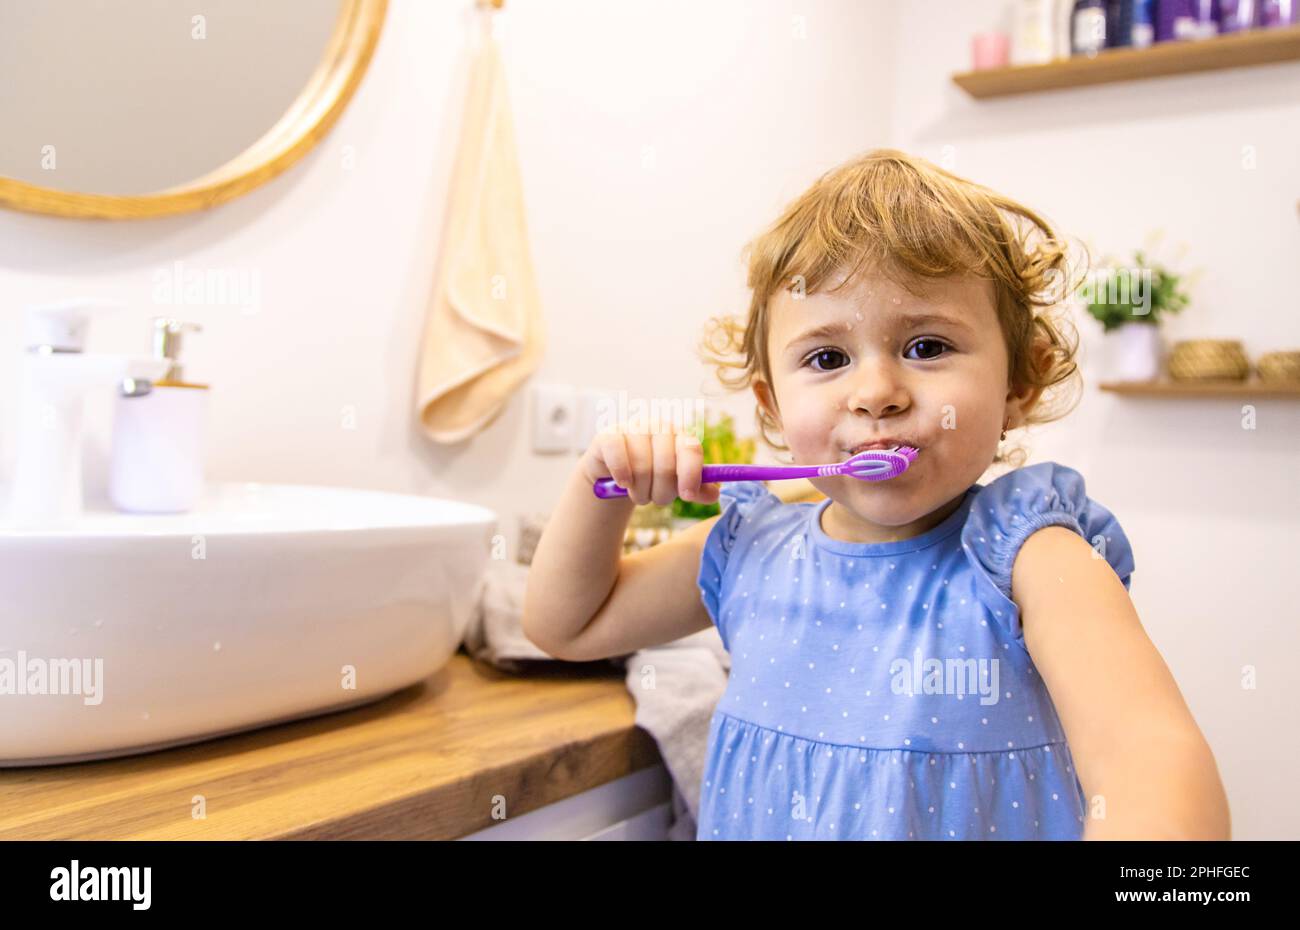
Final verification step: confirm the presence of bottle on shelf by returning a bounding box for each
[1071,0,1109,55]
[1054,0,1076,59]
[1189,0,1222,38]
[1131,0,1156,45]
[1106,0,1135,48]
[1012,0,1058,65]
[1259,0,1296,28]
[1219,0,1258,32]
[1157,0,1200,41]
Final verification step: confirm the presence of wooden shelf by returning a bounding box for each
[954,25,1300,98]
[1099,377,1300,398]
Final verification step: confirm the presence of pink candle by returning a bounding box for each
[971,32,1010,71]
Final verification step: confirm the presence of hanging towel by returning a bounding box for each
[417,14,544,444]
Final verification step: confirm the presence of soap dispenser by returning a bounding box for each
[109,318,208,513]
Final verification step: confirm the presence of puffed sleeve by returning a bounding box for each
[697,480,781,651]
[960,461,1135,646]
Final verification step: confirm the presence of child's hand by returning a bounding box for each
[579,427,722,507]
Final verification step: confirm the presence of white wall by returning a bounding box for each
[0,0,897,515]
[0,0,1293,838]
[887,0,1300,840]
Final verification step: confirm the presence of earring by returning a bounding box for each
[1000,418,1009,441]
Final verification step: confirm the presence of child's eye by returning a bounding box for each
[905,338,951,360]
[802,348,849,372]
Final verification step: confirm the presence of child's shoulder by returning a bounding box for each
[697,479,808,570]
[964,460,1124,547]
[960,460,1136,622]
[710,480,788,548]
[718,479,783,511]
[697,481,800,651]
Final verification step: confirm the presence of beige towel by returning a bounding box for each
[417,18,544,444]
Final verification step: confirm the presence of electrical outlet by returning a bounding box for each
[530,384,578,453]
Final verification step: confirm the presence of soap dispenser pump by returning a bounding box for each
[109,318,209,513]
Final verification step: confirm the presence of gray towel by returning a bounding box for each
[461,558,730,839]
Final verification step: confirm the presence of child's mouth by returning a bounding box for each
[844,439,921,457]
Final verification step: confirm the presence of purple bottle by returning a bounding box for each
[1219,0,1258,31]
[1190,0,1221,37]
[1259,0,1297,27]
[1157,0,1199,40]
[1164,0,1190,38]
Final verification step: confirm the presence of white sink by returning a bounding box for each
[0,483,497,765]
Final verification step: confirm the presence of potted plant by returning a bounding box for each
[1080,242,1193,381]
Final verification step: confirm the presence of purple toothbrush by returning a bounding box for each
[592,446,919,499]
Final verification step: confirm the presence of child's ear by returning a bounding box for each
[1005,338,1052,425]
[1005,378,1045,427]
[753,379,781,429]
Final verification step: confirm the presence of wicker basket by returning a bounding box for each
[1256,350,1300,385]
[1167,339,1251,381]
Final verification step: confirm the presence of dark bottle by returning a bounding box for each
[1072,0,1108,56]
[1106,0,1135,48]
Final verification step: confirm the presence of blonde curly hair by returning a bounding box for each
[699,148,1085,469]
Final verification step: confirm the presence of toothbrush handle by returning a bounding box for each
[591,462,834,499]
[702,463,827,482]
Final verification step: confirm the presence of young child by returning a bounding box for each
[522,149,1229,841]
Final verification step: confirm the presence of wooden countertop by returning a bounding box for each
[0,649,662,839]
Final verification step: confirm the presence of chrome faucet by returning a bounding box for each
[6,299,169,528]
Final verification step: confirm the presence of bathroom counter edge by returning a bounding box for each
[0,650,661,840]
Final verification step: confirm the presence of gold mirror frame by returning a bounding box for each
[0,0,388,220]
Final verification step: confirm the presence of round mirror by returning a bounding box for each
[0,0,387,219]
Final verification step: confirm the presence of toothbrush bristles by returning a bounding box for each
[843,445,918,481]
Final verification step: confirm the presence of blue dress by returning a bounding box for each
[694,461,1135,840]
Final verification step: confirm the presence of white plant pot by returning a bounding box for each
[1108,321,1163,381]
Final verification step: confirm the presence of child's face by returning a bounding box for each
[755,267,1039,541]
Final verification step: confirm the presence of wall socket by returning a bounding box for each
[531,385,621,454]
[530,384,578,453]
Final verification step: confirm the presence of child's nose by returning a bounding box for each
[845,359,909,415]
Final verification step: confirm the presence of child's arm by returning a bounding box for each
[1012,526,1231,840]
[522,431,722,662]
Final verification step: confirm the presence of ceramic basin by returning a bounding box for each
[0,482,496,765]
